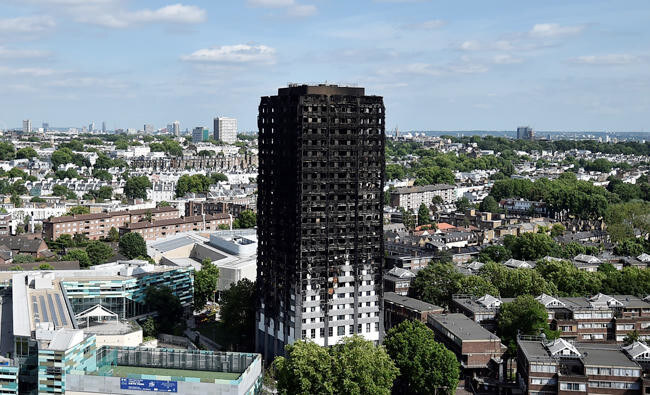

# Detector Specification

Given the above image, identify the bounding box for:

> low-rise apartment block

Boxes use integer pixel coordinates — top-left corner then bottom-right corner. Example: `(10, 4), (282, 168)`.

(517, 337), (647, 394)
(390, 184), (456, 211)
(383, 292), (442, 331)
(119, 213), (231, 241)
(43, 207), (178, 240)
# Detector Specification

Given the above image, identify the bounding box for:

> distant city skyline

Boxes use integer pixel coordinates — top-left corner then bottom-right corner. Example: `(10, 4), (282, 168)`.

(0, 1), (649, 132)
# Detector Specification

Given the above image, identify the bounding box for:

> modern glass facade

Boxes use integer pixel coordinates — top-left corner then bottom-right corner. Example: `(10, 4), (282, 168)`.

(61, 267), (193, 319)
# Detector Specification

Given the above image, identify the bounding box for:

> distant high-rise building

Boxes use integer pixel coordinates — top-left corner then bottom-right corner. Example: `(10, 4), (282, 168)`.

(517, 126), (534, 140)
(214, 117), (237, 144)
(42, 122), (49, 132)
(102, 121), (106, 133)
(144, 124), (154, 134)
(256, 84), (385, 360)
(171, 121), (180, 136)
(192, 127), (210, 143)
(22, 120), (31, 134)
(89, 122), (95, 132)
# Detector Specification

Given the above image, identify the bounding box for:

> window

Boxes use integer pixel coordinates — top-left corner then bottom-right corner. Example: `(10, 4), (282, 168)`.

(328, 327), (333, 337)
(531, 364), (556, 373)
(338, 326), (345, 336)
(560, 382), (585, 391)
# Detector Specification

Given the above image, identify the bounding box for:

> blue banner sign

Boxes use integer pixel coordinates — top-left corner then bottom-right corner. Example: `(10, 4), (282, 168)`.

(120, 378), (178, 392)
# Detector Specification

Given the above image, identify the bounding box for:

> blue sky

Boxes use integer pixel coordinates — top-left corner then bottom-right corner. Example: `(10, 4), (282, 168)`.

(0, 0), (648, 132)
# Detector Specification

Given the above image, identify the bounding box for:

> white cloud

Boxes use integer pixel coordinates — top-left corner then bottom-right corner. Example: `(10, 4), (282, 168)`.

(459, 40), (481, 51)
(403, 19), (445, 30)
(570, 54), (640, 65)
(247, 0), (294, 7)
(76, 3), (206, 28)
(0, 46), (51, 59)
(20, 1), (206, 28)
(181, 44), (276, 64)
(287, 4), (316, 17)
(529, 23), (584, 38)
(493, 54), (523, 64)
(247, 0), (317, 18)
(0, 15), (56, 34)
(0, 66), (57, 77)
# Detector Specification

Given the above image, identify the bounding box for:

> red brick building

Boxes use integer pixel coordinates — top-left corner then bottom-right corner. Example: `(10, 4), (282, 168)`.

(119, 214), (232, 241)
(43, 207), (179, 240)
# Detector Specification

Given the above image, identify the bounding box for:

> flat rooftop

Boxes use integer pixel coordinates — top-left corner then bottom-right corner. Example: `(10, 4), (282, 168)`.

(384, 292), (442, 313)
(428, 313), (502, 342)
(105, 366), (241, 381)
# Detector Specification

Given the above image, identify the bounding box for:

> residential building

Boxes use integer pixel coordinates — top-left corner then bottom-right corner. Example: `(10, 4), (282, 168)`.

(499, 198), (547, 215)
(427, 313), (505, 378)
(0, 236), (51, 258)
(192, 127), (210, 143)
(390, 184), (456, 211)
(0, 213), (10, 235)
(119, 213), (232, 241)
(517, 126), (535, 140)
(256, 84), (385, 360)
(214, 117), (237, 144)
(517, 337), (646, 394)
(43, 207), (178, 240)
(383, 266), (416, 295)
(383, 292), (442, 330)
(185, 198), (255, 218)
(22, 120), (31, 134)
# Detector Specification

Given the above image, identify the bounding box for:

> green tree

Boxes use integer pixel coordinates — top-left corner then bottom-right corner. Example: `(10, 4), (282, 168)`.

(384, 320), (459, 395)
(37, 263), (55, 270)
(456, 275), (499, 297)
(330, 336), (399, 395)
(66, 206), (90, 216)
(417, 203), (431, 226)
(479, 261), (558, 298)
(141, 316), (157, 338)
(479, 196), (500, 213)
(233, 210), (256, 229)
(16, 147), (37, 159)
(399, 207), (416, 230)
(624, 330), (640, 346)
(156, 201), (171, 208)
(145, 286), (184, 334)
(455, 197), (471, 212)
(108, 227), (120, 242)
(86, 241), (114, 266)
(210, 173), (228, 183)
(274, 336), (398, 395)
(498, 295), (557, 354)
(0, 142), (15, 160)
(504, 233), (559, 260)
(550, 223), (566, 237)
(119, 232), (147, 259)
(194, 259), (220, 311)
(478, 245), (511, 263)
(274, 340), (334, 395)
(124, 176), (152, 200)
(219, 279), (256, 350)
(63, 249), (91, 268)
(13, 254), (35, 264)
(410, 261), (463, 307)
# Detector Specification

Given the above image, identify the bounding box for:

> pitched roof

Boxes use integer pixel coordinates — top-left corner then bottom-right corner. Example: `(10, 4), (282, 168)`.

(546, 338), (580, 357)
(0, 236), (45, 253)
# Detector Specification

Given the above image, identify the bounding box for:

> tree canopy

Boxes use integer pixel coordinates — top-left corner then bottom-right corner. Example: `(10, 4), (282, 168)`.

(124, 176), (152, 200)
(274, 336), (398, 395)
(119, 232), (147, 259)
(384, 320), (459, 394)
(194, 259), (219, 311)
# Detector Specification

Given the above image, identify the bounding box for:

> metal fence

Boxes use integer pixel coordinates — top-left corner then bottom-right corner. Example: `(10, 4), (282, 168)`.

(95, 346), (257, 374)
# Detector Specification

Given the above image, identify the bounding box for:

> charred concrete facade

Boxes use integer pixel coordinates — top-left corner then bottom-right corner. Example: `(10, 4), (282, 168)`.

(256, 84), (385, 360)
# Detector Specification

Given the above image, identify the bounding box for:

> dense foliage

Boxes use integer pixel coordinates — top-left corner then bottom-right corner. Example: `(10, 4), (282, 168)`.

(384, 320), (459, 394)
(119, 232), (147, 259)
(274, 336), (398, 395)
(194, 259), (219, 311)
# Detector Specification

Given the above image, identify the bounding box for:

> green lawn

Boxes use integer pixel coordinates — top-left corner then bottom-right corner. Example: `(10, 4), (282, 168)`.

(110, 365), (241, 381)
